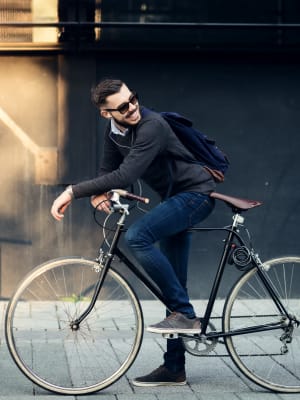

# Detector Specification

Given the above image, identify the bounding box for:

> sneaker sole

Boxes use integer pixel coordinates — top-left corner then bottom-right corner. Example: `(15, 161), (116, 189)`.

(146, 326), (201, 334)
(132, 379), (187, 387)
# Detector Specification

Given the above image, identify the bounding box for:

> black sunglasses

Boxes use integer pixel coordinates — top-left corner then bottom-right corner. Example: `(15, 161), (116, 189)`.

(104, 92), (139, 115)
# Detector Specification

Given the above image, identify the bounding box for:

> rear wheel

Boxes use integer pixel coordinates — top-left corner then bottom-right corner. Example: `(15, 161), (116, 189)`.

(5, 257), (143, 395)
(223, 257), (300, 392)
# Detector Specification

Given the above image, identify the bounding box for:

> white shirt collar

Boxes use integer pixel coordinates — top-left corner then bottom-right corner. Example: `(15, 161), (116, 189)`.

(110, 119), (128, 136)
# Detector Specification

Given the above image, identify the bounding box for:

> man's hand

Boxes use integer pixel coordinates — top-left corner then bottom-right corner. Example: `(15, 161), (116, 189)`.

(51, 191), (73, 221)
(91, 193), (111, 214)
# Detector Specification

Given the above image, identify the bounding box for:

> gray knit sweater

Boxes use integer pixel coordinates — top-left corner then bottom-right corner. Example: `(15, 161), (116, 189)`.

(72, 107), (216, 200)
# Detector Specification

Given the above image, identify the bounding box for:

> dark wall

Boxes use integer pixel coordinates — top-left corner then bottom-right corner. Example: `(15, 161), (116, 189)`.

(0, 51), (299, 298)
(90, 51), (300, 297)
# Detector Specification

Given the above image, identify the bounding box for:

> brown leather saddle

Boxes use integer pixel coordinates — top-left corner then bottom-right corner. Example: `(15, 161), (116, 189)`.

(210, 192), (262, 212)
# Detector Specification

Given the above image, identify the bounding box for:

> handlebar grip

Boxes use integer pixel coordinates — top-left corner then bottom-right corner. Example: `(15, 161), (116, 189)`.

(111, 189), (150, 204)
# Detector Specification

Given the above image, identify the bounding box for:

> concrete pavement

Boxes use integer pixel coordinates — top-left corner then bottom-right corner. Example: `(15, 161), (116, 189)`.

(0, 300), (300, 400)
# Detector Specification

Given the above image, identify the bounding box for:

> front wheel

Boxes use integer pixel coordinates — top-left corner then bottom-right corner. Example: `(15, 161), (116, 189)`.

(5, 257), (144, 395)
(223, 256), (300, 393)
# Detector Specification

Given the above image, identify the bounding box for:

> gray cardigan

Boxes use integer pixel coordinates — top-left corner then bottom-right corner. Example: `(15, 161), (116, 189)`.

(72, 107), (216, 200)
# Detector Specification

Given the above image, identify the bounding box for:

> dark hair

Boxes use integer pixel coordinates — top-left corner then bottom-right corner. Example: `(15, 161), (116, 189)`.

(91, 78), (124, 108)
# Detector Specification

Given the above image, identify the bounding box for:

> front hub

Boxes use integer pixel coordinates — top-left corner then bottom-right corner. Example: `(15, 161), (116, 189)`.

(70, 322), (80, 331)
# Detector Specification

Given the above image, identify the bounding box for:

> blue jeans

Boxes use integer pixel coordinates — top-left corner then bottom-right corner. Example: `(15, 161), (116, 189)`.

(124, 192), (215, 372)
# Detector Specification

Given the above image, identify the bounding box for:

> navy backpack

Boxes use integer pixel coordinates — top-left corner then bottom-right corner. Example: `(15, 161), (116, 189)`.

(143, 108), (229, 183)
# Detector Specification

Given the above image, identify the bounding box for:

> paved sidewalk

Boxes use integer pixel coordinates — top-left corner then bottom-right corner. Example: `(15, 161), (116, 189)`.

(0, 301), (300, 400)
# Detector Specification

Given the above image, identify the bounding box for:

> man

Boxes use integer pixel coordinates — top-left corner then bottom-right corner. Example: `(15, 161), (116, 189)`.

(51, 78), (216, 386)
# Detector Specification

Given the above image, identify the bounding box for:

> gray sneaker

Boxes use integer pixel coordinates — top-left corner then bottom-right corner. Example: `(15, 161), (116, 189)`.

(147, 312), (201, 334)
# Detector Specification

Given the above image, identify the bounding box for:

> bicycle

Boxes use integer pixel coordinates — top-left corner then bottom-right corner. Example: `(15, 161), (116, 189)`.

(4, 189), (300, 395)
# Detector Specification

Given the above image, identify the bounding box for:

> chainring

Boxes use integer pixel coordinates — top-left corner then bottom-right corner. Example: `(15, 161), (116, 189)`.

(182, 321), (218, 356)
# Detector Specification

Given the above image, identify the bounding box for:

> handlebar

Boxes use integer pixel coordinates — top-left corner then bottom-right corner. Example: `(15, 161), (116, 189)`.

(93, 189), (150, 228)
(109, 189), (150, 204)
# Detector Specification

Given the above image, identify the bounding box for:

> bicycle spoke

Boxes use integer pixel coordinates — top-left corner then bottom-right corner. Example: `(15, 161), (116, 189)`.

(5, 258), (143, 395)
(224, 257), (300, 393)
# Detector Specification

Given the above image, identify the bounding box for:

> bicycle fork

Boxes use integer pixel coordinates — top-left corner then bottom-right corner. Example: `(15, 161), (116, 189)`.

(70, 207), (128, 331)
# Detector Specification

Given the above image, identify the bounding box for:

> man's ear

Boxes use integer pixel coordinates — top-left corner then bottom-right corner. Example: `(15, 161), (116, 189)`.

(100, 110), (111, 119)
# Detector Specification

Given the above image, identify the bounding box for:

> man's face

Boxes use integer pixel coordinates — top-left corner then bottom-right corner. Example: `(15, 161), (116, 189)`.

(100, 84), (141, 128)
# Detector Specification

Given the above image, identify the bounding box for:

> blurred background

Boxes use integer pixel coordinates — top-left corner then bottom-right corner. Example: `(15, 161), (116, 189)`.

(0, 0), (299, 298)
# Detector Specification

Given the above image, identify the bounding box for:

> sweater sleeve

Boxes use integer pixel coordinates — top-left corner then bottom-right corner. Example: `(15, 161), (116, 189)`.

(72, 118), (168, 198)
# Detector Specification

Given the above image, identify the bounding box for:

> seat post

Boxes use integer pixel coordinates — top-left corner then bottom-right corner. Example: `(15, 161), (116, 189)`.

(232, 212), (245, 228)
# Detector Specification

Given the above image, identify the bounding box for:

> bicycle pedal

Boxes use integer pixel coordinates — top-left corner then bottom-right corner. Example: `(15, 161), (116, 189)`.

(162, 333), (179, 339)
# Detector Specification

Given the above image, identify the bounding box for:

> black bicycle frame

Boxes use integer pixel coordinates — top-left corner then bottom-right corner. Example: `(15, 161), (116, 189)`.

(73, 208), (292, 338)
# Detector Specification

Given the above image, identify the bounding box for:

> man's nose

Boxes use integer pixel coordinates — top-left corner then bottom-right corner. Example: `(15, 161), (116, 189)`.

(128, 102), (136, 111)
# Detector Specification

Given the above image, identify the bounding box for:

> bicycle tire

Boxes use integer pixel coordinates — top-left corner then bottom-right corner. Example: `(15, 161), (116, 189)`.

(5, 257), (144, 395)
(223, 256), (300, 393)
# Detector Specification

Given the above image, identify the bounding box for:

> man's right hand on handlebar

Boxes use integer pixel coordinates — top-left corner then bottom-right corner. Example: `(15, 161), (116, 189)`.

(91, 193), (112, 214)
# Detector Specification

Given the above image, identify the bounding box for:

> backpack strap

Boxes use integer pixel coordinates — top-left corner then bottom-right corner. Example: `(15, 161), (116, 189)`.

(141, 107), (174, 199)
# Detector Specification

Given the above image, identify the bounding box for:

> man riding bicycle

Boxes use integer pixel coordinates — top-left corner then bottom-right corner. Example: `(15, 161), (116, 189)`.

(51, 78), (216, 386)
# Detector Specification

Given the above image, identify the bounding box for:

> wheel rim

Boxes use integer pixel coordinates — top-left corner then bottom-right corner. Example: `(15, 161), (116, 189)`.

(224, 257), (300, 392)
(5, 257), (143, 394)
